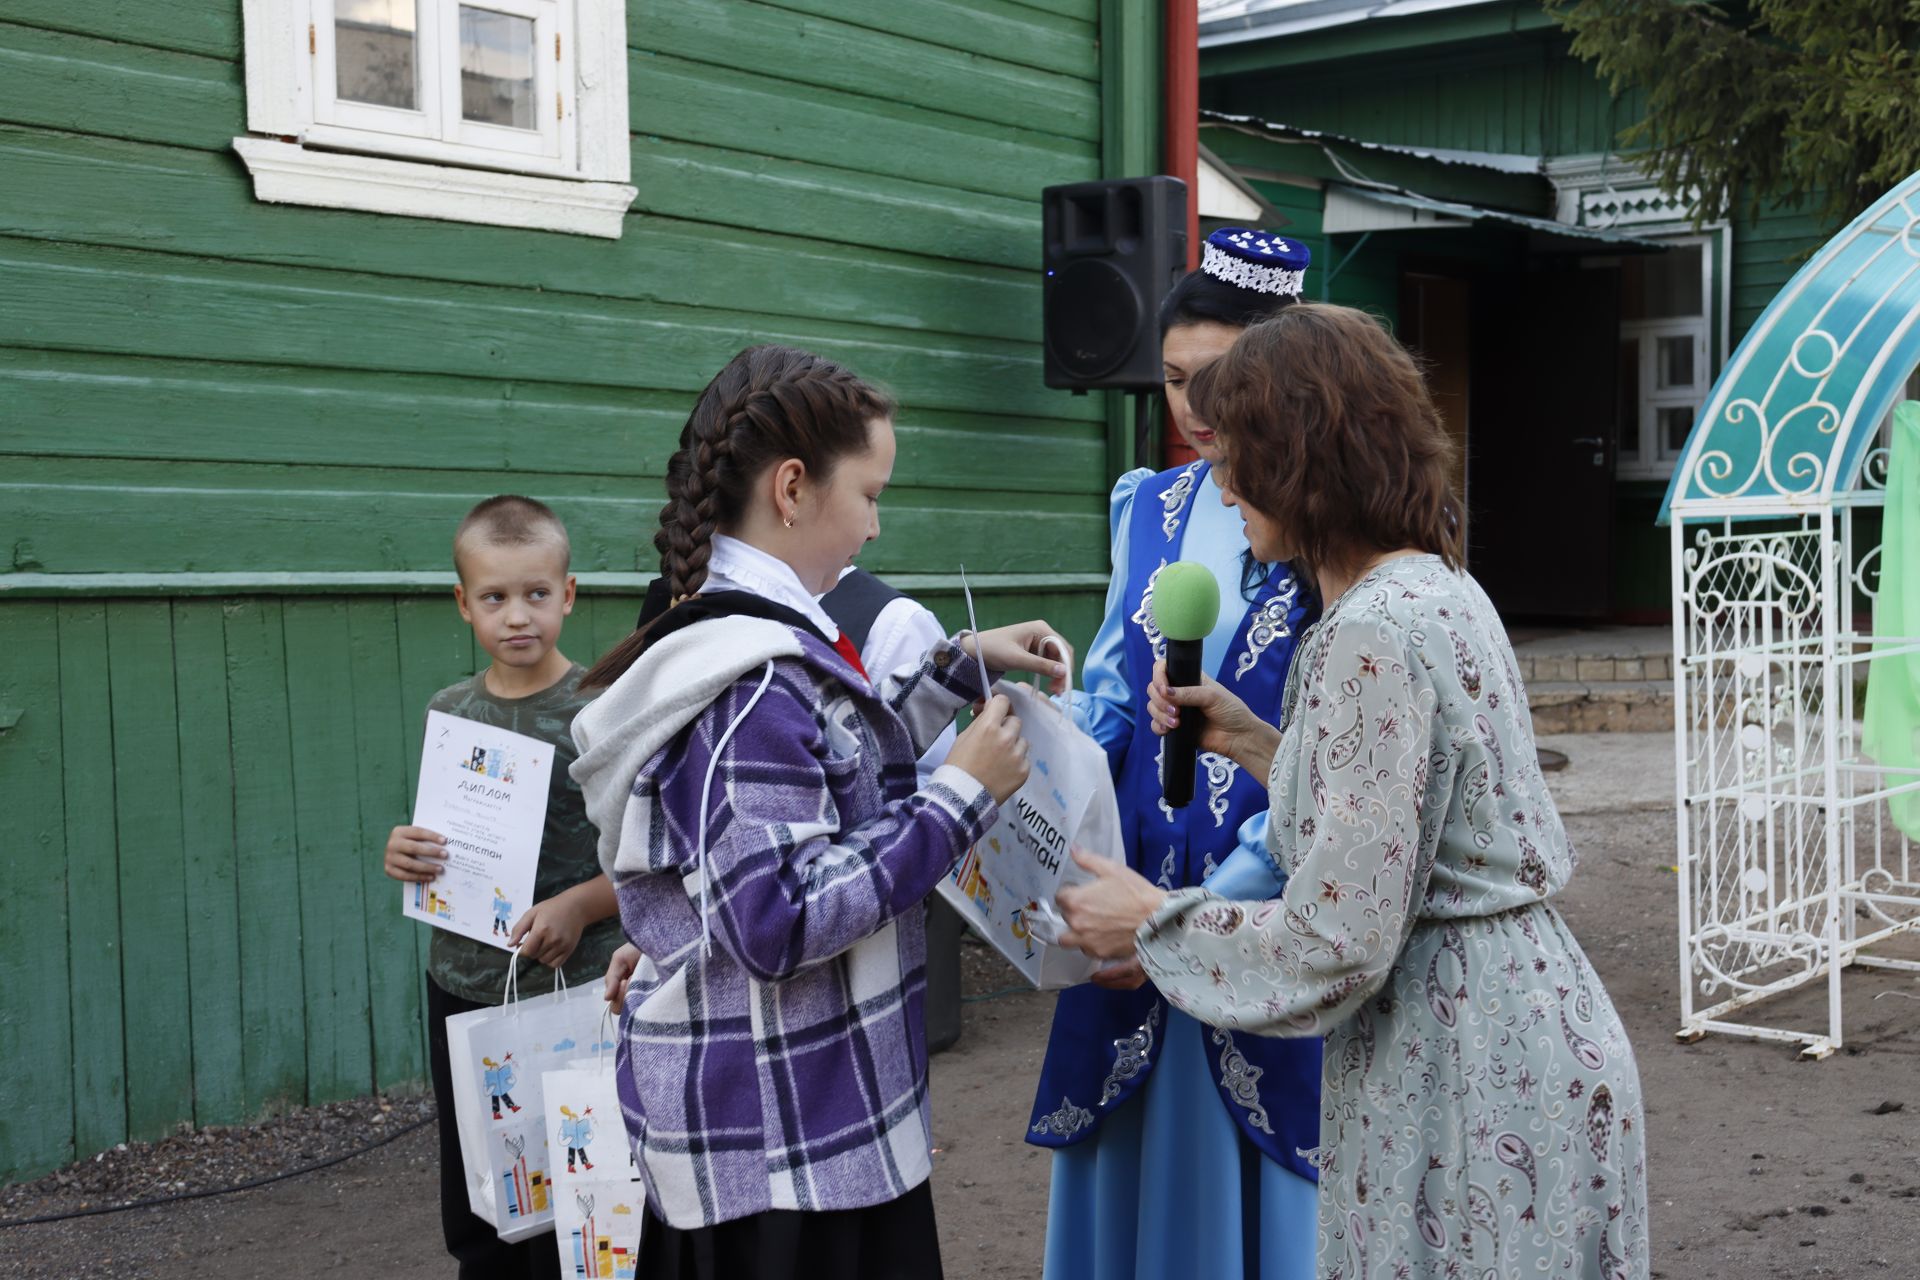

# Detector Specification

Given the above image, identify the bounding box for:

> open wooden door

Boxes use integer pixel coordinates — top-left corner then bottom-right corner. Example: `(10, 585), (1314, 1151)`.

(1467, 264), (1619, 619)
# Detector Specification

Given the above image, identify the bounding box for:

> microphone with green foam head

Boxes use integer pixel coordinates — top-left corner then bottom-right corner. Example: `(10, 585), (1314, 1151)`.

(1149, 561), (1220, 809)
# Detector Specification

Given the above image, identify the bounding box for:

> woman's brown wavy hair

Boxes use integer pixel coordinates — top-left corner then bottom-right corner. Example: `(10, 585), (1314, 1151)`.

(1186, 303), (1464, 579)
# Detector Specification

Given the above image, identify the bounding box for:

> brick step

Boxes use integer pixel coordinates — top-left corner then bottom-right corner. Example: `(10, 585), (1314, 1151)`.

(1517, 651), (1672, 684)
(1528, 679), (1675, 734)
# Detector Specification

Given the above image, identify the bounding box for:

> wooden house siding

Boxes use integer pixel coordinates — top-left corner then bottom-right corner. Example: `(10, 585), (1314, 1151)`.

(0, 0), (1148, 1179)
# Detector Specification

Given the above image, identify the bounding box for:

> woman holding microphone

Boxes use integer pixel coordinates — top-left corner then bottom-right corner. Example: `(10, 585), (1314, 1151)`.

(1057, 305), (1649, 1280)
(1030, 229), (1324, 1280)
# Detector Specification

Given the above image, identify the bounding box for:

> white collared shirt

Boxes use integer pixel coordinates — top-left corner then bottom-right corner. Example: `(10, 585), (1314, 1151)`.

(702, 533), (840, 642)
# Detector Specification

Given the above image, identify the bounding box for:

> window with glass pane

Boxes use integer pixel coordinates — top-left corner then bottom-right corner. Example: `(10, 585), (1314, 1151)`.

(1660, 405), (1696, 455)
(336, 0), (417, 110)
(1656, 335), (1695, 389)
(1617, 338), (1641, 459)
(460, 6), (537, 131)
(1620, 243), (1704, 322)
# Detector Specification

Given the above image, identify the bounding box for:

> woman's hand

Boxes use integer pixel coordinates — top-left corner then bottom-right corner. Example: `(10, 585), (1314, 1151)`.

(603, 942), (641, 1008)
(1088, 957), (1149, 991)
(1147, 660), (1282, 778)
(946, 694), (1030, 803)
(1056, 848), (1168, 961)
(964, 621), (1072, 696)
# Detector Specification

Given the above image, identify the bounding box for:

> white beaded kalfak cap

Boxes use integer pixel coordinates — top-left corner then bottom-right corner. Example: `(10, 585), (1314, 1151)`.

(1200, 227), (1311, 297)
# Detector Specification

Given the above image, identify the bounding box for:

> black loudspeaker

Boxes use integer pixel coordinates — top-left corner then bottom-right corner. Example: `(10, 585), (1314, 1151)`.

(1042, 176), (1189, 390)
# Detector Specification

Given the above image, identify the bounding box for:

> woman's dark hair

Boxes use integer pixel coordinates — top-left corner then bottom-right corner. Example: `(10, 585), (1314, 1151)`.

(1158, 267), (1301, 336)
(1187, 303), (1465, 578)
(583, 344), (893, 688)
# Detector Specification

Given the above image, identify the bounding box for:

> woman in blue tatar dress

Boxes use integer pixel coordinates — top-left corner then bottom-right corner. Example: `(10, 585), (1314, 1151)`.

(1029, 229), (1323, 1280)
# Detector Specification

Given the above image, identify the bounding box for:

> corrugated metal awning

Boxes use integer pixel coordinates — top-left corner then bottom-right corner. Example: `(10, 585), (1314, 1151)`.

(1325, 184), (1671, 249)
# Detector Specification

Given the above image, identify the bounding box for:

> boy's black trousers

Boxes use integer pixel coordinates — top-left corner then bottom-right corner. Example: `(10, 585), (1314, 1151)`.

(427, 974), (562, 1280)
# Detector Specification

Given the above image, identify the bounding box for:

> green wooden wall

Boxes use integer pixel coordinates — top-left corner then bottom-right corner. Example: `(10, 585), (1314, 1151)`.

(0, 0), (1153, 1181)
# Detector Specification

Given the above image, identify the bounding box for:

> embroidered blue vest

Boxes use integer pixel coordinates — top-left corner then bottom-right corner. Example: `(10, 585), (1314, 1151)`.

(1025, 461), (1322, 1182)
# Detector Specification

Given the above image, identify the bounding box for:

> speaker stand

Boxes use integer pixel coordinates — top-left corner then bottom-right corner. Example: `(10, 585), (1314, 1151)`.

(1132, 391), (1155, 471)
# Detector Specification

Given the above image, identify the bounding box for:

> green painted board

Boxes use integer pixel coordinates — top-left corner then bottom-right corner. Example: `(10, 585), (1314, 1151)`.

(0, 130), (1046, 346)
(0, 1), (240, 59)
(223, 598), (307, 1113)
(758, 0), (1097, 81)
(2, 456), (1108, 579)
(645, 1), (1098, 141)
(172, 599), (246, 1126)
(394, 597), (480, 984)
(628, 138), (1047, 271)
(0, 349), (1103, 495)
(0, 238), (1088, 423)
(346, 598), (427, 1090)
(54, 600), (127, 1156)
(104, 600), (193, 1140)
(0, 603), (73, 1179)
(280, 599), (374, 1103)
(633, 54), (1098, 205)
(0, 24), (242, 151)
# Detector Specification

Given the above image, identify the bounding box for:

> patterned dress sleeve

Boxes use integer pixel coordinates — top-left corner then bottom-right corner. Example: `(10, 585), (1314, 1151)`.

(1134, 611), (1441, 1036)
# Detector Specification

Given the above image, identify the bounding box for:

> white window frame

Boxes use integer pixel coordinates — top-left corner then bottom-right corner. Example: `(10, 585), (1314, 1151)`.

(235, 0), (633, 238)
(1613, 233), (1716, 480)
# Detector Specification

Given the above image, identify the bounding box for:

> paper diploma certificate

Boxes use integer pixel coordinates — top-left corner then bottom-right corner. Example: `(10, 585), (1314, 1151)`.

(404, 710), (554, 950)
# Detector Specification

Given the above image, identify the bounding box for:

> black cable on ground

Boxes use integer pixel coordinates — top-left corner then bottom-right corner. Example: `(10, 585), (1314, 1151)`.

(0, 1110), (438, 1230)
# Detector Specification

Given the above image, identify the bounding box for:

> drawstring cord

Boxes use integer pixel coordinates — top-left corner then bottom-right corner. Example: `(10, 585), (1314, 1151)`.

(696, 660), (778, 957)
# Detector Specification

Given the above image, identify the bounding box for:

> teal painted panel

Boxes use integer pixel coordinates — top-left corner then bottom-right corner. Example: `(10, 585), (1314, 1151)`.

(223, 598), (308, 1114)
(173, 599), (246, 1127)
(55, 601), (127, 1157)
(104, 600), (194, 1141)
(0, 603), (73, 1180)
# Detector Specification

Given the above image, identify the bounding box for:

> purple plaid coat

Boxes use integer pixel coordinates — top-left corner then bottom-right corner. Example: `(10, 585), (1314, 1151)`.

(571, 611), (998, 1228)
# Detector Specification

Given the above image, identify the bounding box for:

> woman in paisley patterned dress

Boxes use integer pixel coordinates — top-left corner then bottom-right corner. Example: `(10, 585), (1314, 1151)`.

(1031, 229), (1323, 1280)
(1057, 304), (1650, 1280)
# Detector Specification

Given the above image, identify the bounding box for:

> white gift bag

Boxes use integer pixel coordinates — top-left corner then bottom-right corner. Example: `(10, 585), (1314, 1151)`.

(543, 1024), (645, 1278)
(445, 960), (607, 1241)
(936, 673), (1125, 988)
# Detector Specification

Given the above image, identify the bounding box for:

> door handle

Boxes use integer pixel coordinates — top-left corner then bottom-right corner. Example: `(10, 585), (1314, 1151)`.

(1572, 437), (1605, 447)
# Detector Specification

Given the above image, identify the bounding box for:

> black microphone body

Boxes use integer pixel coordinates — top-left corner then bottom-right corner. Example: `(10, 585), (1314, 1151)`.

(1162, 636), (1204, 808)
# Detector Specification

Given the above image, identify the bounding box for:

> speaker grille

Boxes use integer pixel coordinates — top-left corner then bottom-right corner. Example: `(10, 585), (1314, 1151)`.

(1045, 259), (1142, 381)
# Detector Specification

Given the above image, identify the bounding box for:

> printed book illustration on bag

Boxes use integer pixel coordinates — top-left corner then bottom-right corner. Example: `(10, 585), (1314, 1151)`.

(936, 680), (1124, 988)
(474, 1045), (550, 1223)
(567, 1190), (641, 1279)
(545, 1059), (646, 1277)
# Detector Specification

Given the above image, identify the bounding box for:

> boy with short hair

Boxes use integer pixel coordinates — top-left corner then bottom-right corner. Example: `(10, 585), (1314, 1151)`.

(383, 494), (622, 1279)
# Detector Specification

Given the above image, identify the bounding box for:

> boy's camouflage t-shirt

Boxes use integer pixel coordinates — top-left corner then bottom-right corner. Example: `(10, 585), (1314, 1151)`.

(423, 663), (623, 1004)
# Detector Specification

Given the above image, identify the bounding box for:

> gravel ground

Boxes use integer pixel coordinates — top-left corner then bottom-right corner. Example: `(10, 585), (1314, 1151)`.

(10, 777), (1920, 1277)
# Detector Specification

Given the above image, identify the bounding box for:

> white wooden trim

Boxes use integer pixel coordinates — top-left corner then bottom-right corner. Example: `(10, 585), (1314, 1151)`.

(242, 0), (307, 136)
(572, 0), (628, 183)
(239, 0), (630, 233)
(232, 137), (636, 237)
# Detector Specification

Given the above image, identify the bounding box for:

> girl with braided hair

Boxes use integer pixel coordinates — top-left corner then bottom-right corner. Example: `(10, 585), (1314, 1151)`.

(571, 344), (1071, 1280)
